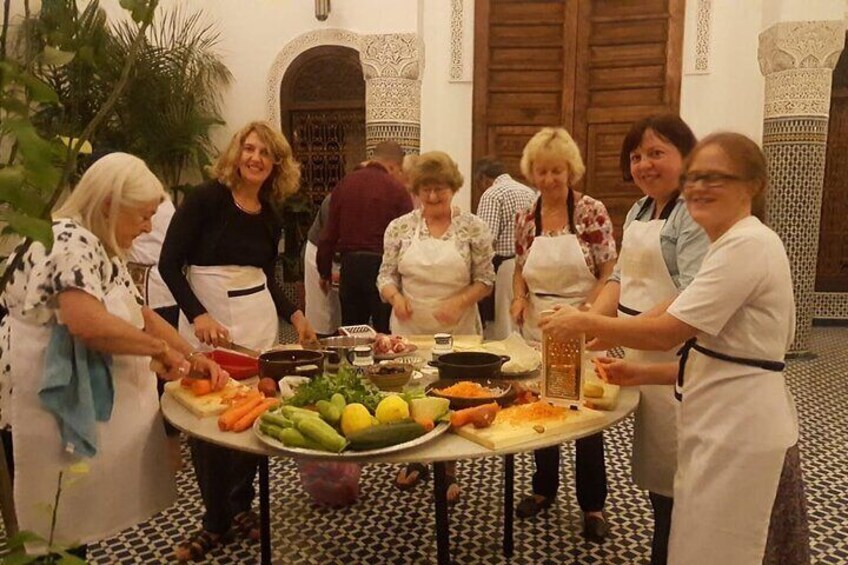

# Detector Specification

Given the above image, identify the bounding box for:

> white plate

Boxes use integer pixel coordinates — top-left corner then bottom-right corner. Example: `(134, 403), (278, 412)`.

(253, 419), (450, 458)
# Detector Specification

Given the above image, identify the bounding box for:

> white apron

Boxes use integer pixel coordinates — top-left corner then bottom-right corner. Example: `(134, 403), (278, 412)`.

(618, 216), (679, 497)
(521, 233), (596, 342)
(390, 216), (481, 336)
(11, 281), (176, 547)
(178, 265), (278, 352)
(304, 241), (341, 335)
(483, 257), (516, 341)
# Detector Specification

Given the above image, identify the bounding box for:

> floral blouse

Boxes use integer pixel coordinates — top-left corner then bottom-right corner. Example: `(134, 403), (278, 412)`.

(514, 194), (617, 275)
(376, 208), (496, 291)
(0, 219), (141, 428)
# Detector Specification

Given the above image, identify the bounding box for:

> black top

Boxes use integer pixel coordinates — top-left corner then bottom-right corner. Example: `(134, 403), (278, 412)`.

(159, 180), (297, 322)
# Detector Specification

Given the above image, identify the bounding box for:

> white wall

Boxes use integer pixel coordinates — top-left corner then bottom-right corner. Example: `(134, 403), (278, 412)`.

(680, 0), (766, 141)
(98, 0), (418, 151)
(418, 0), (475, 211)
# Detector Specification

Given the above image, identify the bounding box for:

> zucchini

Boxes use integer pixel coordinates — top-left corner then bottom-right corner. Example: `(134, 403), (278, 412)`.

(281, 405), (321, 420)
(260, 412), (293, 428)
(296, 416), (348, 453)
(346, 420), (427, 451)
(330, 392), (347, 411)
(316, 400), (342, 424)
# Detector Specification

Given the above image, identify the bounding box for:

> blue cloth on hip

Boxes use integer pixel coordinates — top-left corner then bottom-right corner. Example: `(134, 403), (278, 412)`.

(39, 324), (114, 458)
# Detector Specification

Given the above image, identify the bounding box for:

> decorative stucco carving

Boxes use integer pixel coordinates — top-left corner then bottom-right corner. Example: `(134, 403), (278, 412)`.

(360, 33), (421, 80)
(693, 0), (712, 73)
(758, 21), (846, 120)
(450, 0), (464, 81)
(758, 21), (845, 76)
(267, 28), (362, 126)
(365, 78), (421, 123)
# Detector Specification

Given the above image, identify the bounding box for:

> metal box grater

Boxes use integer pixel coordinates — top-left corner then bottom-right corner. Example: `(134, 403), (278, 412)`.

(338, 325), (377, 339)
(541, 331), (584, 407)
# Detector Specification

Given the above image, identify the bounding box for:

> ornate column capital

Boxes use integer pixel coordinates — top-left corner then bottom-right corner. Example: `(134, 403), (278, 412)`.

(758, 20), (845, 75)
(758, 21), (846, 119)
(359, 33), (422, 80)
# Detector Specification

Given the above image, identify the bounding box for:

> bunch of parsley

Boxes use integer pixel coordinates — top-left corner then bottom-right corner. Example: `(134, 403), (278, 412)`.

(287, 365), (385, 412)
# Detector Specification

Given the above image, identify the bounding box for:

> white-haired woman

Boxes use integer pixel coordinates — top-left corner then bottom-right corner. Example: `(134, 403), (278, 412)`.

(0, 153), (227, 558)
(510, 128), (617, 541)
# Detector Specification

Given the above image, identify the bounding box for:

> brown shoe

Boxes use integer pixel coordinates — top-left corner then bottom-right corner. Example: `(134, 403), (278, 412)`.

(582, 513), (609, 543)
(175, 529), (230, 562)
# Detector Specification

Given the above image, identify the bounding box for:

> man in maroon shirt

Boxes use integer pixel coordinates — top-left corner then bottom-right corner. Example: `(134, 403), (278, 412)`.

(317, 140), (413, 333)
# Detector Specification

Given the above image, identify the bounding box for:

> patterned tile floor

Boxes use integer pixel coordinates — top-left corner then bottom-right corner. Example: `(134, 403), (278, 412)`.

(1, 327), (846, 564)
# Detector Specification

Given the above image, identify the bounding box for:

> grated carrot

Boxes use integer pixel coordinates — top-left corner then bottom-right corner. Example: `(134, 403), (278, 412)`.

(435, 381), (502, 398)
(495, 401), (569, 425)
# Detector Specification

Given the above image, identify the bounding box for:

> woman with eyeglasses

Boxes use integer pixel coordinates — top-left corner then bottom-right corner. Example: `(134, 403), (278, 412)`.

(539, 132), (810, 564)
(378, 151), (495, 502)
(587, 115), (709, 564)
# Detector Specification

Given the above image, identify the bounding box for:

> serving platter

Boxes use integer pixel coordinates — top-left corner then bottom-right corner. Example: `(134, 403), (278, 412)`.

(253, 419), (449, 458)
(373, 343), (418, 361)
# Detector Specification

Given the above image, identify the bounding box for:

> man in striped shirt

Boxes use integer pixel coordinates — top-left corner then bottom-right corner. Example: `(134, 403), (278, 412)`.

(474, 158), (537, 340)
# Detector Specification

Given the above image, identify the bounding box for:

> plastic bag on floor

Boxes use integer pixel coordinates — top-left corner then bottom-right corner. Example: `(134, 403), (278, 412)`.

(296, 460), (361, 507)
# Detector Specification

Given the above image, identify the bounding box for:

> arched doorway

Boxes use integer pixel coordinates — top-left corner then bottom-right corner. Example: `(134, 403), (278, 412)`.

(280, 45), (366, 207)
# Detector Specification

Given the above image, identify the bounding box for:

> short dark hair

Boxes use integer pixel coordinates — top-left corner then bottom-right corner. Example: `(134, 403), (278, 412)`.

(619, 114), (697, 181)
(372, 140), (405, 165)
(473, 157), (507, 180)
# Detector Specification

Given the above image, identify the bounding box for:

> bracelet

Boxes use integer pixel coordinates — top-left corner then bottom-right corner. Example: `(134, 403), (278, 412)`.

(186, 351), (203, 363)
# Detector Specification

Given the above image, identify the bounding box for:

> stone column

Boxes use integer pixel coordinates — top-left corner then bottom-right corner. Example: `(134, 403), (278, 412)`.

(757, 21), (845, 353)
(359, 33), (423, 156)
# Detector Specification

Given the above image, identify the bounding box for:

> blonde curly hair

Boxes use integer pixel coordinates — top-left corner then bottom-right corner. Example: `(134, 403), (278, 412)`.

(211, 121), (301, 203)
(520, 127), (585, 186)
(409, 151), (464, 194)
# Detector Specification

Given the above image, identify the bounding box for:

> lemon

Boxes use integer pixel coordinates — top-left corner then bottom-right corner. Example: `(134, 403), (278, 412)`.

(375, 395), (410, 424)
(341, 403), (373, 438)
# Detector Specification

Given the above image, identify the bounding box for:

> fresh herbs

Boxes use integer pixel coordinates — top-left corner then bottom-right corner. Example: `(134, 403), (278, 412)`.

(287, 365), (384, 412)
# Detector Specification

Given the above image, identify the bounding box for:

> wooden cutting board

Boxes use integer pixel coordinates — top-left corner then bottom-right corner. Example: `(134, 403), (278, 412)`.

(164, 379), (255, 418)
(452, 406), (606, 451)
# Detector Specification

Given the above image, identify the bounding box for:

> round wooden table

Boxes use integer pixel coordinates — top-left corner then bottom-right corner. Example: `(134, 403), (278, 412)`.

(162, 385), (639, 564)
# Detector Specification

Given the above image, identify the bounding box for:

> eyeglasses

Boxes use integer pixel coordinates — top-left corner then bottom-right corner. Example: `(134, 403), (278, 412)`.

(681, 172), (746, 189)
(419, 186), (452, 196)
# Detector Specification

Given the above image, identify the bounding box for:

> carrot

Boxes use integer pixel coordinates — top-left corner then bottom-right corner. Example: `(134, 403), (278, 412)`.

(414, 417), (435, 432)
(180, 377), (193, 389)
(592, 358), (609, 383)
(218, 394), (263, 431)
(191, 379), (213, 396)
(450, 402), (500, 429)
(231, 398), (280, 433)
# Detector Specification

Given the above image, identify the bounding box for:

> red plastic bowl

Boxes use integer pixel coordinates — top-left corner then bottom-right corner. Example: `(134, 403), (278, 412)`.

(203, 349), (259, 380)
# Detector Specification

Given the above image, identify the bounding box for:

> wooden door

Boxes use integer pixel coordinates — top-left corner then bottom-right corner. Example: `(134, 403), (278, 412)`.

(473, 0), (685, 241)
(816, 41), (848, 292)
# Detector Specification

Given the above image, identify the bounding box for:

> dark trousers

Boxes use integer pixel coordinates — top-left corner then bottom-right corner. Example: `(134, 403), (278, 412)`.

(189, 438), (261, 534)
(339, 252), (390, 333)
(648, 491), (673, 565)
(531, 432), (607, 512)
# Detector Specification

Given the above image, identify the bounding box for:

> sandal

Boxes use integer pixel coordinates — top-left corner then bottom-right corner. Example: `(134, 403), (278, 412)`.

(174, 529), (229, 562)
(395, 463), (430, 490)
(516, 494), (554, 518)
(233, 510), (261, 541)
(444, 472), (461, 506)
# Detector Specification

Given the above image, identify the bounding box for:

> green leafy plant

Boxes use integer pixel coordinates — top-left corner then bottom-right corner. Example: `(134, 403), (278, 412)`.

(0, 0), (159, 292)
(3, 463), (91, 564)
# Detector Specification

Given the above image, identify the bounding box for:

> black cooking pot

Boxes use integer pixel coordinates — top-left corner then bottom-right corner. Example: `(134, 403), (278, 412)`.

(428, 352), (511, 380)
(258, 349), (324, 380)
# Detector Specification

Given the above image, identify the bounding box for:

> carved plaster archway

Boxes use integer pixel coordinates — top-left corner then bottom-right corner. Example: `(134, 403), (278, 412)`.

(267, 29), (423, 155)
